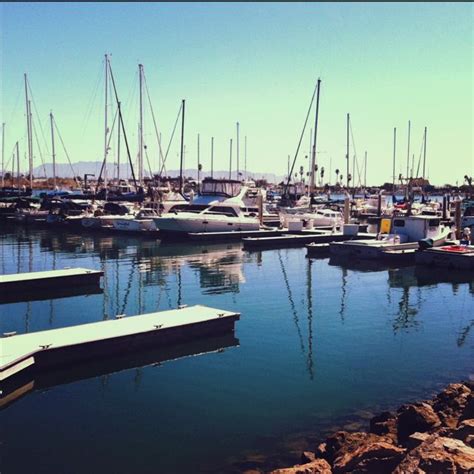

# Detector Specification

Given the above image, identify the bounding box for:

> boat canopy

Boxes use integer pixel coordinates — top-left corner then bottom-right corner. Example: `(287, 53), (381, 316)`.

(200, 178), (242, 198)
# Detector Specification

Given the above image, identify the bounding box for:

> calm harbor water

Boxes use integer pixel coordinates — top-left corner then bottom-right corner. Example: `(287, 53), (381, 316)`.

(0, 224), (473, 473)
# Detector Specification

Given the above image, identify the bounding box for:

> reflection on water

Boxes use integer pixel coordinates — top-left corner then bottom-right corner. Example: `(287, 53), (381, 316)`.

(329, 256), (474, 347)
(1, 334), (239, 411)
(0, 224), (473, 474)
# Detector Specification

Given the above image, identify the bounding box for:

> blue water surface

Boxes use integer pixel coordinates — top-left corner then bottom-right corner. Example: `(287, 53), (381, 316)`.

(0, 224), (472, 473)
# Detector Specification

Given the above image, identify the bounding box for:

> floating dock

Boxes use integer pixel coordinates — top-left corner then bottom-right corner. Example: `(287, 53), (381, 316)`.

(415, 245), (474, 270)
(0, 333), (239, 410)
(0, 305), (239, 384)
(188, 228), (285, 242)
(184, 225), (363, 243)
(306, 242), (331, 257)
(0, 284), (103, 305)
(243, 232), (377, 251)
(0, 268), (104, 294)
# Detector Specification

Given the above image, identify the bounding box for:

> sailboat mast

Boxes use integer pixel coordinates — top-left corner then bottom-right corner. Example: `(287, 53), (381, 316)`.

(229, 138), (232, 179)
(197, 133), (200, 189)
(236, 122), (240, 180)
(50, 112), (57, 188)
(244, 135), (247, 180)
(138, 64), (144, 185)
(117, 101), (121, 181)
(346, 113), (350, 189)
(406, 120), (411, 181)
(16, 141), (20, 189)
(211, 136), (214, 178)
(310, 78), (321, 194)
(179, 99), (185, 194)
(24, 75), (33, 188)
(392, 127), (397, 190)
(364, 151), (367, 188)
(422, 126), (427, 180)
(103, 54), (109, 188)
(1, 122), (5, 188)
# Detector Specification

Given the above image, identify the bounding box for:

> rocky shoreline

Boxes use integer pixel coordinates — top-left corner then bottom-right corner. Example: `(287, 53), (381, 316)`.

(241, 382), (474, 473)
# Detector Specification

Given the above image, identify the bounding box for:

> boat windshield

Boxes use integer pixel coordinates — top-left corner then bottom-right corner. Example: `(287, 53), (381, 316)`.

(200, 180), (242, 197)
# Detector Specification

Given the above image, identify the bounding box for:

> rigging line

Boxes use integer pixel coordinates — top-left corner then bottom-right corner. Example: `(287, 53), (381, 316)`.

(284, 82), (318, 198)
(97, 105), (119, 183)
(415, 131), (425, 178)
(349, 119), (362, 188)
(108, 62), (138, 188)
(53, 117), (79, 184)
(27, 79), (50, 159)
(124, 70), (139, 128)
(277, 250), (307, 357)
(80, 59), (103, 139)
(31, 119), (48, 177)
(6, 83), (23, 124)
(144, 145), (153, 178)
(159, 102), (183, 177)
(143, 74), (165, 172)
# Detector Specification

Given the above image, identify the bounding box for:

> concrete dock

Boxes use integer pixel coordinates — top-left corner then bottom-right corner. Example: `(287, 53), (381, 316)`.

(0, 305), (239, 384)
(0, 268), (104, 294)
(243, 232), (377, 251)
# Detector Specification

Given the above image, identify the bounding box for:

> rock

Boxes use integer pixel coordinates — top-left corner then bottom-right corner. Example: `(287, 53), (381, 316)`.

(369, 411), (397, 440)
(397, 402), (441, 442)
(269, 458), (332, 474)
(315, 443), (327, 459)
(406, 432), (430, 450)
(318, 430), (396, 466)
(342, 421), (365, 432)
(319, 431), (367, 463)
(332, 440), (405, 474)
(461, 394), (474, 421)
(300, 452), (316, 463)
(453, 419), (474, 443)
(394, 434), (474, 473)
(354, 410), (375, 420)
(433, 383), (472, 427)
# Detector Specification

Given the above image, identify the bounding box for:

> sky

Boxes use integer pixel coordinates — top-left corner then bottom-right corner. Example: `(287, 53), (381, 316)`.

(0, 2), (472, 186)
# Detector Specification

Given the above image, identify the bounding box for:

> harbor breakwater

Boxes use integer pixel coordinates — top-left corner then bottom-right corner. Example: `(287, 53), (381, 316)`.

(232, 381), (474, 473)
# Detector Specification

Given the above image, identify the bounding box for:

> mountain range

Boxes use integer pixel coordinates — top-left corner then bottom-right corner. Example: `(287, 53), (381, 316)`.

(32, 161), (287, 183)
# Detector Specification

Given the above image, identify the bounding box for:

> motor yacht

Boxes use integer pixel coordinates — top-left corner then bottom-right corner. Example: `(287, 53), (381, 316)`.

(329, 215), (452, 260)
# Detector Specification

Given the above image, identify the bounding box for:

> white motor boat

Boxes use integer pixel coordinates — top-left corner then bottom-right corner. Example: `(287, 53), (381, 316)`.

(329, 215), (452, 260)
(281, 208), (343, 228)
(152, 201), (260, 236)
(111, 208), (159, 232)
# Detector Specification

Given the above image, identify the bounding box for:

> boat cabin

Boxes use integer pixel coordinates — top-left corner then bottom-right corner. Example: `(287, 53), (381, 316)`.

(390, 215), (444, 242)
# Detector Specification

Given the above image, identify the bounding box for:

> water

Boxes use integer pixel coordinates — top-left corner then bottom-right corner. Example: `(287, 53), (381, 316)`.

(0, 225), (472, 473)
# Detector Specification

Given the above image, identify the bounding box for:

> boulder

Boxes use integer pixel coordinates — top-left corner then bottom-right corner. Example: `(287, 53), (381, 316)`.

(318, 431), (394, 464)
(461, 394), (474, 421)
(453, 419), (474, 444)
(332, 441), (405, 474)
(369, 411), (397, 440)
(269, 458), (332, 474)
(397, 402), (441, 442)
(406, 432), (430, 450)
(394, 434), (474, 473)
(300, 452), (316, 463)
(433, 383), (472, 427)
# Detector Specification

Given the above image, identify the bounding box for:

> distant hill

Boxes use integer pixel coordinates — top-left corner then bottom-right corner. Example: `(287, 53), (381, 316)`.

(33, 161), (286, 183)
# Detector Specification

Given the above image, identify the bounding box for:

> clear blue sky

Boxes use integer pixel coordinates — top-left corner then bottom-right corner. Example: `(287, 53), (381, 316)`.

(1, 2), (472, 185)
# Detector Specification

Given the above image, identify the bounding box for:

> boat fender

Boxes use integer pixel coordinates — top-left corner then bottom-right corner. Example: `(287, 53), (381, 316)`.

(418, 237), (434, 250)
